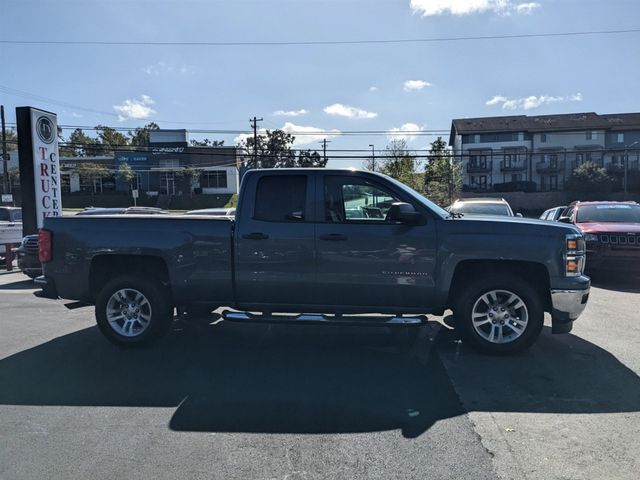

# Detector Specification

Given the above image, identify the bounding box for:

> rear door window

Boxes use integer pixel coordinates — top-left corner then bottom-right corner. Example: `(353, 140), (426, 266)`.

(254, 175), (307, 222)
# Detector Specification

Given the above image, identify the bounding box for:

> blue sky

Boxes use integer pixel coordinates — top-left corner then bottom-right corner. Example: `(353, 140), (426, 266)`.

(2, 0), (640, 167)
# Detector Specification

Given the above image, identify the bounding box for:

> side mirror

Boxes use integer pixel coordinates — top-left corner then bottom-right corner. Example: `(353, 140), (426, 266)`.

(515, 213), (523, 218)
(387, 202), (422, 224)
(558, 216), (572, 224)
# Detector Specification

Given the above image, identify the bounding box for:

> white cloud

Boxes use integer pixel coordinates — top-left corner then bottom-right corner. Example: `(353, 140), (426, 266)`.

(273, 109), (308, 117)
(369, 86), (378, 92)
(234, 122), (341, 147)
(143, 61), (193, 75)
(113, 95), (156, 121)
(410, 0), (540, 16)
(71, 112), (83, 118)
(486, 92), (583, 110)
(388, 123), (424, 142)
(403, 79), (432, 92)
(515, 2), (541, 14)
(323, 103), (378, 119)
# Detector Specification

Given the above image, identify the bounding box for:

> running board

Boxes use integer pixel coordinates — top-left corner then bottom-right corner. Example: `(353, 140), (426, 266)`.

(221, 310), (427, 327)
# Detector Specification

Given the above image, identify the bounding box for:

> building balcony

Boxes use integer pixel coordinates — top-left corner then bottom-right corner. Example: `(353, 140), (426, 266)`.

(536, 160), (565, 173)
(500, 160), (527, 172)
(466, 161), (492, 173)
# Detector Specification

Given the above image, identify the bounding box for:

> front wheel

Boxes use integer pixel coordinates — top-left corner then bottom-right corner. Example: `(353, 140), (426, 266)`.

(454, 274), (544, 355)
(95, 275), (173, 346)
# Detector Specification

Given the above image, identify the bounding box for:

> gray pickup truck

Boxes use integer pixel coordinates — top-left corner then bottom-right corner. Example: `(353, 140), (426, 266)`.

(36, 169), (590, 354)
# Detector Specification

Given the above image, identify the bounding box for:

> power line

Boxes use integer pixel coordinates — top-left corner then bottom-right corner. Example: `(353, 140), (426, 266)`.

(1, 28), (639, 47)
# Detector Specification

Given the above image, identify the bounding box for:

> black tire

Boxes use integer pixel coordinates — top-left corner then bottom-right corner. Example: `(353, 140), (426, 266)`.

(95, 274), (173, 346)
(454, 273), (544, 355)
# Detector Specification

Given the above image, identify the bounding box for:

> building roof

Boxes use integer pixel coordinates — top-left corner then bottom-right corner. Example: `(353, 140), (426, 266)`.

(449, 112), (640, 145)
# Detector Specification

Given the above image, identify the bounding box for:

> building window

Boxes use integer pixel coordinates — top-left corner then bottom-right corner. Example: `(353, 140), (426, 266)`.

(478, 176), (487, 188)
(617, 133), (624, 143)
(504, 154), (512, 168)
(201, 170), (227, 189)
(541, 134), (547, 143)
(586, 131), (597, 140)
(549, 176), (558, 191)
(576, 153), (584, 164)
(474, 134), (480, 144)
(517, 132), (524, 141)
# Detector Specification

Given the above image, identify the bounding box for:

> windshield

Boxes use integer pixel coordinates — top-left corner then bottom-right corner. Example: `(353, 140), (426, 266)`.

(383, 174), (450, 219)
(450, 202), (512, 216)
(577, 204), (640, 223)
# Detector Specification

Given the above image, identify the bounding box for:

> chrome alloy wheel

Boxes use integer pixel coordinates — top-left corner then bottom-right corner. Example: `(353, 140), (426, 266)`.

(105, 288), (153, 337)
(471, 289), (529, 344)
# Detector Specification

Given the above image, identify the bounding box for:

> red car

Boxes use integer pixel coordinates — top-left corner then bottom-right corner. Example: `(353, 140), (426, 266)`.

(560, 201), (640, 276)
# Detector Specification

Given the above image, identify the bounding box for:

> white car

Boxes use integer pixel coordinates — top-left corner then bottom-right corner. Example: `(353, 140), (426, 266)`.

(0, 207), (23, 255)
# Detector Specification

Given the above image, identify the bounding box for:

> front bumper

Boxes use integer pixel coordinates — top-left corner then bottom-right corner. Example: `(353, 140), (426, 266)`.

(550, 287), (590, 333)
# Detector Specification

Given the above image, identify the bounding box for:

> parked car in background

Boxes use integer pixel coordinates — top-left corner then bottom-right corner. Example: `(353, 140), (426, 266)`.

(76, 207), (167, 216)
(0, 206), (23, 257)
(13, 234), (41, 278)
(559, 201), (640, 276)
(540, 206), (567, 222)
(447, 198), (520, 217)
(185, 207), (236, 218)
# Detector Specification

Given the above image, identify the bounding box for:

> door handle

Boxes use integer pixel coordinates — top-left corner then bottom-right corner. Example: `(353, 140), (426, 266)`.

(319, 233), (348, 241)
(242, 232), (269, 240)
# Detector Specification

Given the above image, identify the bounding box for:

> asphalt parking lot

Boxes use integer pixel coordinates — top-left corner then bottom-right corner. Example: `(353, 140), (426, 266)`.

(1, 271), (639, 480)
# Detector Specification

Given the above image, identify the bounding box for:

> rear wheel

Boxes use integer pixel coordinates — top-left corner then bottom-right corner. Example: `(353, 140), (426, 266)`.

(454, 274), (543, 355)
(95, 275), (173, 346)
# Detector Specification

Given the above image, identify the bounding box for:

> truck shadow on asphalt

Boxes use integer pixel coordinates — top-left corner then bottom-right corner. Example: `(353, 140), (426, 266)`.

(0, 321), (639, 439)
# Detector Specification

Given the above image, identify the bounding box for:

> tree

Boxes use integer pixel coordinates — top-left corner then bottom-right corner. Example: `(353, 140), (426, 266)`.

(190, 138), (224, 147)
(378, 139), (423, 191)
(63, 128), (101, 157)
(296, 149), (327, 168)
(240, 129), (296, 168)
(117, 162), (136, 191)
(566, 162), (614, 193)
(2, 128), (18, 152)
(175, 166), (200, 196)
(424, 137), (462, 206)
(129, 122), (160, 147)
(73, 162), (109, 197)
(96, 125), (129, 155)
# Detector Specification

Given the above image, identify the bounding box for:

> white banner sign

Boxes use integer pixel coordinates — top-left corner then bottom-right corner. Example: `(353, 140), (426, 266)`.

(30, 109), (62, 227)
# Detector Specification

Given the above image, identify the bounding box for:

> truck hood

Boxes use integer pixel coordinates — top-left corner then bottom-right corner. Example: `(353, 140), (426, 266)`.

(444, 214), (581, 237)
(576, 222), (640, 233)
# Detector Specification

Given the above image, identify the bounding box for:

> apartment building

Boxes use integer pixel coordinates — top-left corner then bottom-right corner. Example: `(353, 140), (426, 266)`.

(449, 112), (640, 191)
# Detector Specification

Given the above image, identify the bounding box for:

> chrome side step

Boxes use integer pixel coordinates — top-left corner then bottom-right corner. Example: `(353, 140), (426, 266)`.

(221, 310), (427, 327)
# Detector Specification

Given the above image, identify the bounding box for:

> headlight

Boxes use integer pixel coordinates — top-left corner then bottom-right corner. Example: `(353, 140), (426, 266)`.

(584, 234), (598, 242)
(565, 233), (586, 277)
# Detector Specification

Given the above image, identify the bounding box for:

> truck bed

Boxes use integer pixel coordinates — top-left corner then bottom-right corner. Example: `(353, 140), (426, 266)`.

(44, 215), (234, 304)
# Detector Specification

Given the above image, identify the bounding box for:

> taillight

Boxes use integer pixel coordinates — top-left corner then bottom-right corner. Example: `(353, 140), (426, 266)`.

(38, 229), (52, 263)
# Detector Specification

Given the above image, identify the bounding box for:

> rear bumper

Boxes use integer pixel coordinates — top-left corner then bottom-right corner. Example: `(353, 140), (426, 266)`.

(550, 287), (590, 333)
(34, 275), (59, 299)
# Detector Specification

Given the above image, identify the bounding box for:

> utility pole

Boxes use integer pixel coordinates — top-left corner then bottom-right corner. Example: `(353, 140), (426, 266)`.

(250, 116), (263, 168)
(624, 141), (639, 199)
(1, 105), (9, 195)
(319, 138), (331, 162)
(369, 144), (375, 171)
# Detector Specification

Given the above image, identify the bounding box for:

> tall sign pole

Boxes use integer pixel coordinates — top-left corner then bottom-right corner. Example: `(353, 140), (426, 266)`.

(16, 107), (62, 235)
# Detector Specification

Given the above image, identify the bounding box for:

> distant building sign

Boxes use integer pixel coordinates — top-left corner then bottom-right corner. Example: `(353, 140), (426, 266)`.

(116, 153), (148, 163)
(16, 107), (62, 234)
(152, 147), (185, 154)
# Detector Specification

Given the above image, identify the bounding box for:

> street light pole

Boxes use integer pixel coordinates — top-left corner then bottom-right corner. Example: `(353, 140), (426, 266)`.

(369, 144), (375, 171)
(624, 141), (639, 199)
